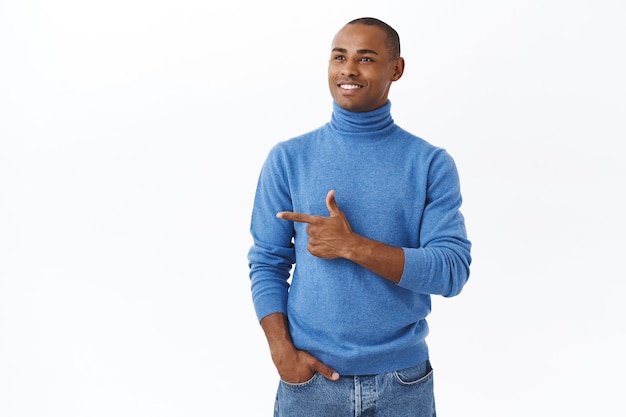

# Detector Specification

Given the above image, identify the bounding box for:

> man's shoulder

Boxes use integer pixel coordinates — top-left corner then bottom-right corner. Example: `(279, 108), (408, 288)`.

(394, 126), (439, 150)
(273, 124), (328, 148)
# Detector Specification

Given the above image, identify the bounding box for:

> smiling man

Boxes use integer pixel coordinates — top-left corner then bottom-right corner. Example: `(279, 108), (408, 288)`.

(328, 21), (404, 113)
(247, 17), (472, 417)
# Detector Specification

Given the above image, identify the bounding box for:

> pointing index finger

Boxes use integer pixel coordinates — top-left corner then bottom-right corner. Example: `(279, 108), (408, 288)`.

(276, 211), (318, 224)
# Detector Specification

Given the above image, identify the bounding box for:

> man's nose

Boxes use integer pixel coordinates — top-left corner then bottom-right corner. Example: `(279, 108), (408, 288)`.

(341, 59), (359, 76)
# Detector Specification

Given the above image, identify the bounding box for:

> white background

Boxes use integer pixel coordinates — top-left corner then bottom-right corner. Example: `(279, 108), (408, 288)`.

(1, 1), (625, 415)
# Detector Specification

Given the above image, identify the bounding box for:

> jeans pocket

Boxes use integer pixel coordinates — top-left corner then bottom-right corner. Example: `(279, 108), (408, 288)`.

(279, 372), (319, 388)
(393, 360), (433, 386)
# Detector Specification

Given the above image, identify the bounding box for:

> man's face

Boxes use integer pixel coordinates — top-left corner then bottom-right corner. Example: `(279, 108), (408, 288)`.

(328, 24), (404, 112)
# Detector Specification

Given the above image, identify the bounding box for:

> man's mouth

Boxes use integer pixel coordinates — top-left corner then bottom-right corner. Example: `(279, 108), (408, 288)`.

(339, 84), (362, 90)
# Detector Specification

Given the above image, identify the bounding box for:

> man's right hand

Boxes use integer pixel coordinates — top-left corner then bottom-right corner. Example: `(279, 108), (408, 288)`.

(270, 339), (340, 383)
(260, 313), (340, 383)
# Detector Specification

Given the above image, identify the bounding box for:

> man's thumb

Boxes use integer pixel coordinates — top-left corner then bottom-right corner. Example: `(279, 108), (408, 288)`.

(319, 365), (340, 381)
(326, 190), (341, 216)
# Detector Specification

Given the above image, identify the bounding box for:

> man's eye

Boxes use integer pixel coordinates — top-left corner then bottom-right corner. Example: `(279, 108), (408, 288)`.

(334, 55), (345, 61)
(360, 57), (373, 62)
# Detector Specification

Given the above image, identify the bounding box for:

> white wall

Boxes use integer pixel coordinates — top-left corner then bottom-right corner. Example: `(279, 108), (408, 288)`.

(1, 1), (624, 415)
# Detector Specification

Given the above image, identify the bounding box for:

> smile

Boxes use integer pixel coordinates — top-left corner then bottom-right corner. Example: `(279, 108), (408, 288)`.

(339, 84), (362, 90)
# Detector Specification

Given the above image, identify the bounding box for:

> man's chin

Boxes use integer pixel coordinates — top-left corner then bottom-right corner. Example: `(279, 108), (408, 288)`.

(333, 97), (365, 112)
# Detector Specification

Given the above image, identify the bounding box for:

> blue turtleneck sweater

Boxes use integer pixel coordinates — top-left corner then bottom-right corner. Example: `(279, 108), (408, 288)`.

(248, 101), (471, 375)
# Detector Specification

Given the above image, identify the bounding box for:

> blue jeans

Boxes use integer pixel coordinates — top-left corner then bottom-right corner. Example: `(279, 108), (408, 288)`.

(274, 360), (436, 417)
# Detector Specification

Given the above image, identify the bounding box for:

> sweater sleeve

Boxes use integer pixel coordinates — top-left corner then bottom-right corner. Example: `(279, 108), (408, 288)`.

(247, 145), (296, 321)
(398, 149), (472, 297)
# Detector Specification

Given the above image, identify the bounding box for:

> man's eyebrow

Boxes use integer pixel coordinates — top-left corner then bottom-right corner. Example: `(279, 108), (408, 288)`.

(332, 47), (379, 56)
(357, 49), (379, 56)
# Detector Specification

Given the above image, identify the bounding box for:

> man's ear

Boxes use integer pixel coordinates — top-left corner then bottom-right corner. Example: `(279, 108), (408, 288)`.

(391, 57), (405, 81)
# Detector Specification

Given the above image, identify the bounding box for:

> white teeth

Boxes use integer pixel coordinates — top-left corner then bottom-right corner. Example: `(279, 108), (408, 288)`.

(340, 84), (361, 89)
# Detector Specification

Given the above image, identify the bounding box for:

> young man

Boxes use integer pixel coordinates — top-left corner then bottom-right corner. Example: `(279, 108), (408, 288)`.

(247, 17), (471, 417)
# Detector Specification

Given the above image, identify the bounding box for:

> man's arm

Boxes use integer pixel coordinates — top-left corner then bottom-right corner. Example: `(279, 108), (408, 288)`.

(342, 234), (405, 284)
(260, 312), (340, 383)
(277, 190), (405, 284)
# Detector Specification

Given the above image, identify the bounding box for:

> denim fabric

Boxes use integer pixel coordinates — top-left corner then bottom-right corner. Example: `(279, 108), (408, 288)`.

(274, 360), (436, 417)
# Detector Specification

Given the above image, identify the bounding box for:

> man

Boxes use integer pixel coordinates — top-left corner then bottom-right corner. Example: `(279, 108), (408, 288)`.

(247, 17), (471, 417)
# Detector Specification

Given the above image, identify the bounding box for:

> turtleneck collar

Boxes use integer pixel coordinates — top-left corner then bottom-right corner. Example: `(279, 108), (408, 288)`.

(328, 100), (397, 142)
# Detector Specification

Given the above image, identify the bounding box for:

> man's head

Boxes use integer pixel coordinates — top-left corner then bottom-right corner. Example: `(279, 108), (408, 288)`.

(328, 17), (405, 112)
